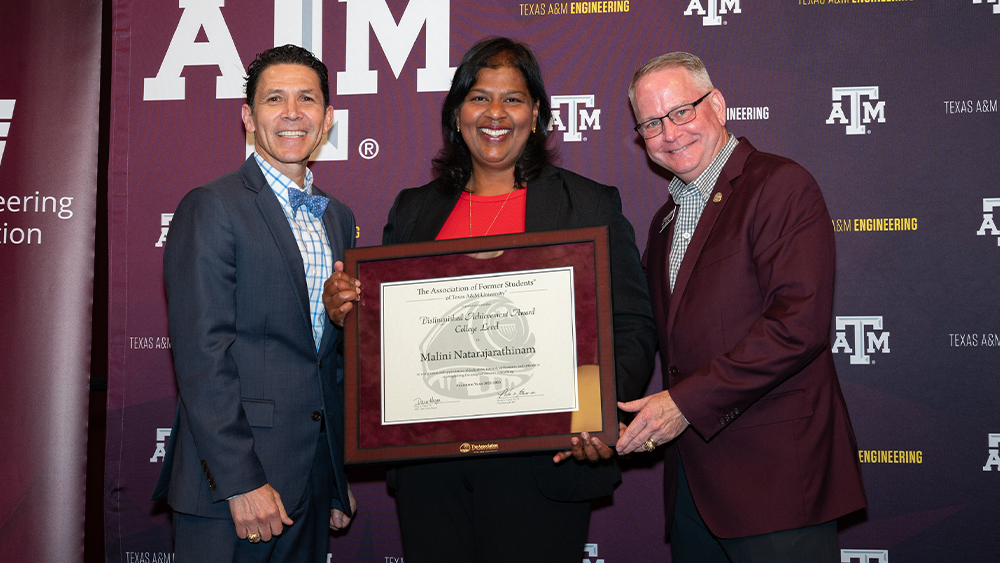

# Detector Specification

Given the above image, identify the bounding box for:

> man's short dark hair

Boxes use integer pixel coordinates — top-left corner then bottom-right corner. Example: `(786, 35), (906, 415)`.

(244, 44), (330, 109)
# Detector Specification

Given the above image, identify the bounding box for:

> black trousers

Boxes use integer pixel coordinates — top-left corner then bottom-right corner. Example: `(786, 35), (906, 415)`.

(172, 435), (333, 563)
(393, 456), (592, 563)
(670, 456), (839, 563)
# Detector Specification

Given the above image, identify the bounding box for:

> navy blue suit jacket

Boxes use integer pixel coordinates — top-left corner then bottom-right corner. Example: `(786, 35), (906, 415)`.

(154, 156), (354, 519)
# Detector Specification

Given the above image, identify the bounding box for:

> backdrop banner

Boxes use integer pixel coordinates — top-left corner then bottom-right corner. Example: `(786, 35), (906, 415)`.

(106, 1), (1000, 562)
(0, 1), (103, 561)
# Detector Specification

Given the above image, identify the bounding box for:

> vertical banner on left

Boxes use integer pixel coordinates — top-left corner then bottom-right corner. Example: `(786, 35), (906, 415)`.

(0, 0), (103, 562)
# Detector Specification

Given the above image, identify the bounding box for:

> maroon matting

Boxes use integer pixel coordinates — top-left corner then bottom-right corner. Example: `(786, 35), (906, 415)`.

(343, 227), (617, 463)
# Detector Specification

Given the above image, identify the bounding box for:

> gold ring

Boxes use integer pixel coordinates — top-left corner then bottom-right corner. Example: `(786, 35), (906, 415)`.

(247, 531), (261, 543)
(643, 438), (657, 452)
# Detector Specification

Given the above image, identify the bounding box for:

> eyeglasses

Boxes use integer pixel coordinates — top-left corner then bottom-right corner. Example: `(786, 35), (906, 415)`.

(634, 91), (713, 139)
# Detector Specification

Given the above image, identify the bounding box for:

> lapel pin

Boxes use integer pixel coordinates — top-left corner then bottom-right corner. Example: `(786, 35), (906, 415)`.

(660, 207), (677, 233)
(713, 192), (723, 203)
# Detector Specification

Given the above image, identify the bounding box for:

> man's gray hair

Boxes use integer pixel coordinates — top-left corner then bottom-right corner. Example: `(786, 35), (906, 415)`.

(628, 52), (714, 108)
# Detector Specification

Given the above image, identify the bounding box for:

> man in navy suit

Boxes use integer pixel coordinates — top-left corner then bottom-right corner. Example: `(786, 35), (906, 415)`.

(617, 52), (866, 563)
(155, 45), (360, 562)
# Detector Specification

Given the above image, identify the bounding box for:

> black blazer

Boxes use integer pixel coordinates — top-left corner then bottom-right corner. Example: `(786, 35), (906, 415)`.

(383, 163), (656, 501)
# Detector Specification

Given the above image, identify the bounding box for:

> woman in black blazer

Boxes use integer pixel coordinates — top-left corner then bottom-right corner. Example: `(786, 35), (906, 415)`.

(382, 37), (656, 563)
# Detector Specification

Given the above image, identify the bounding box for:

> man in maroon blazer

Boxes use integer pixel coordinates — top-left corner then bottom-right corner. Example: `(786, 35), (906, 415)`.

(616, 52), (866, 563)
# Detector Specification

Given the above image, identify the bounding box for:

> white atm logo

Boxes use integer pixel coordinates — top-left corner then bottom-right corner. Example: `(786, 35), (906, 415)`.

(984, 433), (1000, 471)
(976, 198), (1000, 246)
(144, 0), (454, 100)
(582, 543), (604, 563)
(143, 0), (456, 161)
(549, 95), (600, 142)
(336, 0), (454, 94)
(973, 0), (999, 14)
(155, 213), (174, 248)
(826, 87), (885, 135)
(684, 0), (741, 26)
(0, 100), (14, 168)
(832, 316), (890, 365)
(841, 549), (888, 563)
(150, 428), (172, 462)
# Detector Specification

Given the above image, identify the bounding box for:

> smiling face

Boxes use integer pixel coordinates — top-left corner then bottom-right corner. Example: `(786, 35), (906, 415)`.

(632, 66), (727, 184)
(457, 65), (539, 180)
(241, 63), (334, 185)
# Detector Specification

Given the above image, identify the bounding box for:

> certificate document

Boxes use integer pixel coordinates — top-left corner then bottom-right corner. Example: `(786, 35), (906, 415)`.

(380, 267), (578, 425)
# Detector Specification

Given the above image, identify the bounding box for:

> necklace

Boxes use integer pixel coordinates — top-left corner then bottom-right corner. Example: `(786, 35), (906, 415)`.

(468, 182), (519, 236)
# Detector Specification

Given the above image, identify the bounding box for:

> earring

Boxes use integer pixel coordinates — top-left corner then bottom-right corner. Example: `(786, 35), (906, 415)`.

(457, 121), (461, 133)
(532, 123), (536, 134)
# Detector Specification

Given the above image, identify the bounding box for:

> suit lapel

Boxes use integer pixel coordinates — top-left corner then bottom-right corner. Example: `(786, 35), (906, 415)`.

(241, 158), (314, 343)
(666, 140), (751, 337)
(525, 165), (566, 233)
(410, 182), (461, 242)
(646, 199), (677, 338)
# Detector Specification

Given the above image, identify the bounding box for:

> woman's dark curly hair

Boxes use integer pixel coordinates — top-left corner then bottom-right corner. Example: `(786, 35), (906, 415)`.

(432, 37), (554, 194)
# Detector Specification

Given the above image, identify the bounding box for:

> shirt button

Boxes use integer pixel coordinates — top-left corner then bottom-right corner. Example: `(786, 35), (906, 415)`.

(682, 232), (691, 240)
(311, 411), (322, 422)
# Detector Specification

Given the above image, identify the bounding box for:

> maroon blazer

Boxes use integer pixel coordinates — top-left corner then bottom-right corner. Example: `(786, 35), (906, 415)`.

(644, 138), (866, 538)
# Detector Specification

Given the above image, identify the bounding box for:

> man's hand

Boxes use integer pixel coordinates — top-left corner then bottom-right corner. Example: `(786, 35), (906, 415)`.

(552, 423), (627, 464)
(329, 483), (357, 531)
(616, 391), (689, 455)
(228, 483), (293, 542)
(323, 261), (362, 328)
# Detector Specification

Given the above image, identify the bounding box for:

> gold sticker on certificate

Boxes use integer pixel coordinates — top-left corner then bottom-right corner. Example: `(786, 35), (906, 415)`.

(380, 267), (578, 425)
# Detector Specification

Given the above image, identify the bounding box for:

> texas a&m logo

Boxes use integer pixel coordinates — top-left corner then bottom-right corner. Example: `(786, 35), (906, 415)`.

(832, 316), (890, 365)
(683, 0), (741, 26)
(976, 198), (1000, 246)
(0, 100), (14, 168)
(841, 549), (888, 563)
(549, 95), (601, 142)
(826, 87), (885, 135)
(984, 433), (1000, 471)
(143, 0), (456, 162)
(972, 0), (999, 15)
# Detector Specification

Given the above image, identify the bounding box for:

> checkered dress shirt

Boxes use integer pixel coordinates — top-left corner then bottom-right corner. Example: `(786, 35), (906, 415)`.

(254, 153), (332, 351)
(667, 134), (738, 292)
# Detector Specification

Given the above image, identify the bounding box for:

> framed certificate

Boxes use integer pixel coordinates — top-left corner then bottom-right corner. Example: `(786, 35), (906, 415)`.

(342, 227), (617, 463)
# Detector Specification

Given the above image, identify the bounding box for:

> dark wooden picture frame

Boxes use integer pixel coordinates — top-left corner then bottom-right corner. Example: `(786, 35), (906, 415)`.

(342, 227), (618, 464)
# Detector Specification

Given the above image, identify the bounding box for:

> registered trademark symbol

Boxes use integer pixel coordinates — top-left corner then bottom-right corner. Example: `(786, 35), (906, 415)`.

(359, 138), (379, 159)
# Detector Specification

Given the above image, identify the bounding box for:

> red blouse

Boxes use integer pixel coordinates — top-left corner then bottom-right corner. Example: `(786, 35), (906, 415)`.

(435, 188), (527, 240)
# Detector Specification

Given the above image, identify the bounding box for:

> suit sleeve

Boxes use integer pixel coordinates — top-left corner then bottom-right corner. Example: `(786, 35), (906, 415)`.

(330, 200), (355, 514)
(597, 187), (657, 415)
(164, 187), (267, 502)
(329, 201), (356, 360)
(669, 162), (836, 441)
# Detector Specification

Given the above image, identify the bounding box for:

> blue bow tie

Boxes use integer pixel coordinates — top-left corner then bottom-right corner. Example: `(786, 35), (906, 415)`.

(288, 188), (329, 218)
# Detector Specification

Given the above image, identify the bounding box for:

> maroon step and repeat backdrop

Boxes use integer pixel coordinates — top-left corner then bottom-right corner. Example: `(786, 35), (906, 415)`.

(106, 1), (1000, 562)
(0, 0), (103, 561)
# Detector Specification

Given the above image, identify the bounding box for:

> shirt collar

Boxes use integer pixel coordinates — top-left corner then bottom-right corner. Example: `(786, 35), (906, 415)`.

(253, 153), (314, 205)
(668, 133), (738, 203)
